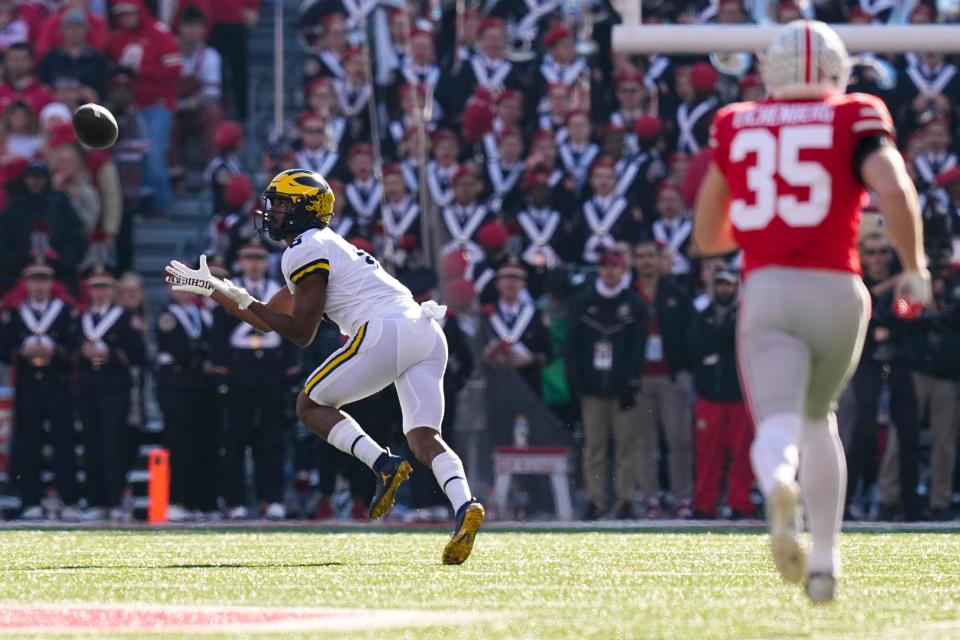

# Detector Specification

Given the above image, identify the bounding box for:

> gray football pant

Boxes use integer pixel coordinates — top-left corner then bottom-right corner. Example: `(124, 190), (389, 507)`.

(738, 267), (870, 425)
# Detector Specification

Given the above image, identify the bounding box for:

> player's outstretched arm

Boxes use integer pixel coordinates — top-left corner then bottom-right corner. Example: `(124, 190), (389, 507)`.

(165, 255), (286, 333)
(860, 144), (932, 309)
(244, 272), (327, 347)
(693, 162), (739, 256)
(210, 287), (291, 334)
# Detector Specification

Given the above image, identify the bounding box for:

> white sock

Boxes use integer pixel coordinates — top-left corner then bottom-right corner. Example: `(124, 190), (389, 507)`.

(431, 451), (472, 512)
(326, 416), (386, 470)
(800, 414), (846, 575)
(750, 412), (803, 496)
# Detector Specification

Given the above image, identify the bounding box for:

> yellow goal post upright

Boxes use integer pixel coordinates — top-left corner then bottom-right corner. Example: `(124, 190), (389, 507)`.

(610, 1), (960, 54)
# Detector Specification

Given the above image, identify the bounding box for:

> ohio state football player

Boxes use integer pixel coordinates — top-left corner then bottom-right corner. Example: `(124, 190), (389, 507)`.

(694, 20), (931, 603)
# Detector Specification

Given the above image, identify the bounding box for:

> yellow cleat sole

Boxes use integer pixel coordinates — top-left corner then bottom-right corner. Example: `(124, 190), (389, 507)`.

(442, 503), (485, 565)
(369, 461), (412, 521)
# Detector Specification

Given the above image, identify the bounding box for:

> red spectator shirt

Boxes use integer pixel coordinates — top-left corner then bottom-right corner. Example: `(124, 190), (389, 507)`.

(16, 1), (48, 41)
(709, 93), (895, 277)
(0, 77), (54, 116)
(34, 10), (110, 58)
(106, 5), (182, 111)
(207, 0), (259, 26)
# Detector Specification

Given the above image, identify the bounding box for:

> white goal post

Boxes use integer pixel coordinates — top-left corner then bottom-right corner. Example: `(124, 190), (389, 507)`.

(610, 1), (960, 53)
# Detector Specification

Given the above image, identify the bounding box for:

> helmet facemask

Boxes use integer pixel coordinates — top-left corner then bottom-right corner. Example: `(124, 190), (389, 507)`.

(260, 192), (294, 241)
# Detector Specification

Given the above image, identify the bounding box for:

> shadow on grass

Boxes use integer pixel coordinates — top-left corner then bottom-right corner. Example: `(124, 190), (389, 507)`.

(5, 561), (345, 571)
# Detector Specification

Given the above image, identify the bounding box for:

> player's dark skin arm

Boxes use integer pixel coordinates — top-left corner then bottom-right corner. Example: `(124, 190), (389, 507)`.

(244, 272), (328, 347)
(210, 275), (326, 347)
(210, 288), (289, 333)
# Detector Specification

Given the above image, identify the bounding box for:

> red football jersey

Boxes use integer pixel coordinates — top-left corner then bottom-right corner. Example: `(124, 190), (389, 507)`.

(710, 92), (894, 276)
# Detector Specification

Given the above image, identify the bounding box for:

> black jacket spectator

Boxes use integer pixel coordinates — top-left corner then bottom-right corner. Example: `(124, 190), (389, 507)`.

(566, 280), (647, 399)
(907, 273), (960, 380)
(862, 273), (909, 363)
(154, 301), (211, 389)
(481, 264), (552, 393)
(0, 287), (80, 509)
(642, 275), (693, 378)
(210, 275), (299, 510)
(1, 294), (76, 379)
(443, 310), (474, 402)
(74, 286), (146, 510)
(38, 46), (109, 98)
(0, 165), (87, 291)
(687, 298), (742, 402)
(154, 299), (220, 513)
(74, 303), (146, 391)
(209, 281), (300, 386)
(894, 52), (960, 136)
(847, 242), (922, 520)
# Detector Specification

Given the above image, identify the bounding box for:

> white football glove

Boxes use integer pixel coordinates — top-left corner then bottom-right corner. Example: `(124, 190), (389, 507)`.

(420, 300), (447, 320)
(164, 254), (217, 297)
(210, 278), (255, 310)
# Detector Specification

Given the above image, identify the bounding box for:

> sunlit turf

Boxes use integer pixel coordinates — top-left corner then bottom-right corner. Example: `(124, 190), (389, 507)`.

(1, 527), (959, 639)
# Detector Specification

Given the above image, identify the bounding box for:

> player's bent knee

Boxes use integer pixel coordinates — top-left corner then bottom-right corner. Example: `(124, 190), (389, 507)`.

(406, 427), (446, 465)
(296, 392), (333, 425)
(295, 392), (315, 423)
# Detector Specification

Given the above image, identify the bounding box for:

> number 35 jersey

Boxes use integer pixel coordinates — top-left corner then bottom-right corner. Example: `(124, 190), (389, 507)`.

(710, 92), (894, 276)
(281, 227), (419, 336)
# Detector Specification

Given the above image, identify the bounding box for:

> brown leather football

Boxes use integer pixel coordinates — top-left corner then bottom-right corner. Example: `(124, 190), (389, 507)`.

(72, 103), (119, 149)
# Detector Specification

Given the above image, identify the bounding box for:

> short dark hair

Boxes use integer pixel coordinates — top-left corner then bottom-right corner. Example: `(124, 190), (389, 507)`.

(179, 5), (207, 25)
(859, 232), (889, 250)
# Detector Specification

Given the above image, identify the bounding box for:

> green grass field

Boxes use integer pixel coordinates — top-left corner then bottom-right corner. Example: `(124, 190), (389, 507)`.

(1, 527), (960, 639)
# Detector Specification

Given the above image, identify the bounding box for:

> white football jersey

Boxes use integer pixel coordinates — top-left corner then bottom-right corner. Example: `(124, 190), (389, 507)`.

(281, 227), (418, 336)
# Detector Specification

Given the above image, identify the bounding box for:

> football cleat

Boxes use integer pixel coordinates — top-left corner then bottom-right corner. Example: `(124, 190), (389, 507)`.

(19, 505), (43, 521)
(265, 503), (286, 520)
(442, 499), (485, 565)
(167, 504), (191, 522)
(368, 450), (413, 520)
(350, 500), (368, 521)
(228, 505), (248, 520)
(805, 572), (837, 604)
(314, 497), (334, 521)
(672, 497), (693, 519)
(644, 497), (662, 519)
(60, 505), (84, 522)
(767, 480), (806, 584)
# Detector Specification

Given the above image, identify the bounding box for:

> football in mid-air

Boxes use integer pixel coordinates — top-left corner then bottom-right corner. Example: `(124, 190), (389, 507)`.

(72, 103), (119, 149)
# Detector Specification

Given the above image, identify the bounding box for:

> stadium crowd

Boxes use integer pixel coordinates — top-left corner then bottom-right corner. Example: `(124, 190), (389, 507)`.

(1, 0), (960, 523)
